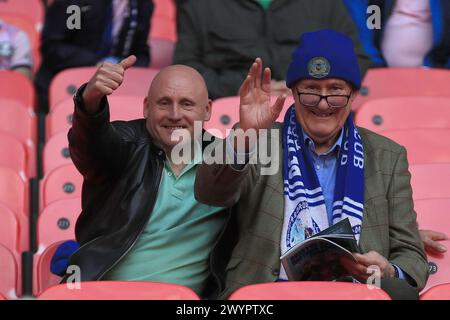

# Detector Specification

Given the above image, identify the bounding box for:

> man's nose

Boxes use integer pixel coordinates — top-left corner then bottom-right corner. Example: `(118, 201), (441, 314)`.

(168, 105), (183, 120)
(316, 95), (330, 110)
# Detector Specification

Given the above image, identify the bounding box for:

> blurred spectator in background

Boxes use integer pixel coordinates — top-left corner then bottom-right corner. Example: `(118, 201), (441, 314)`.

(0, 19), (33, 79)
(35, 0), (153, 112)
(173, 0), (370, 100)
(344, 0), (450, 68)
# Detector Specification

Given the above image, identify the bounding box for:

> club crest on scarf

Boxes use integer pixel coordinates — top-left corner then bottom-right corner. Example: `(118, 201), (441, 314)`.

(281, 106), (365, 253)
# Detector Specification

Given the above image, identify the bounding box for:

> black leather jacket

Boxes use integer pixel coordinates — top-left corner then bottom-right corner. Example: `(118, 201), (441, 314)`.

(62, 85), (229, 292)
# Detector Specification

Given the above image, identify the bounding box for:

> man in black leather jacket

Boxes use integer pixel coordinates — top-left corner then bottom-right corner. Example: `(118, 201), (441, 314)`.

(61, 55), (229, 297)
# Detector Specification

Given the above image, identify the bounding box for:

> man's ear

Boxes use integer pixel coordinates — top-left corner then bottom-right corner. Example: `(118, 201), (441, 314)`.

(349, 87), (358, 103)
(143, 97), (149, 118)
(203, 99), (212, 121)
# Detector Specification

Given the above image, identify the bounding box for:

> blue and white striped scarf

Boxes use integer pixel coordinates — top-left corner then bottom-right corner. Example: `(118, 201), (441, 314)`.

(280, 106), (365, 258)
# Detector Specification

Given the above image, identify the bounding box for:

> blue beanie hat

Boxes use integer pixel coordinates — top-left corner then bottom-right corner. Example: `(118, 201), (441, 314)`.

(286, 29), (361, 89)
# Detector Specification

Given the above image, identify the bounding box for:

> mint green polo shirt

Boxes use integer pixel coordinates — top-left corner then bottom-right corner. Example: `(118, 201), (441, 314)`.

(104, 144), (225, 295)
(257, 0), (272, 9)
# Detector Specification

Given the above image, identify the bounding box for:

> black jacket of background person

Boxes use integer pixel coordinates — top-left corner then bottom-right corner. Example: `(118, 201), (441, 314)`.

(173, 0), (371, 99)
(61, 84), (230, 294)
(35, 0), (153, 112)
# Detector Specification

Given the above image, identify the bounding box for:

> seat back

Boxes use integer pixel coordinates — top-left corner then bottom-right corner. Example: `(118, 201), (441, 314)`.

(37, 198), (81, 250)
(0, 71), (34, 110)
(381, 129), (450, 165)
(0, 98), (37, 176)
(0, 244), (18, 299)
(206, 96), (294, 138)
(414, 199), (450, 293)
(410, 164), (450, 200)
(47, 96), (144, 139)
(353, 68), (450, 110)
(0, 203), (20, 253)
(0, 0), (44, 31)
(355, 97), (450, 132)
(0, 132), (26, 178)
(420, 283), (450, 300)
(0, 166), (27, 217)
(49, 67), (159, 109)
(43, 132), (73, 176)
(38, 281), (201, 300)
(228, 282), (391, 300)
(33, 241), (64, 297)
(40, 165), (83, 210)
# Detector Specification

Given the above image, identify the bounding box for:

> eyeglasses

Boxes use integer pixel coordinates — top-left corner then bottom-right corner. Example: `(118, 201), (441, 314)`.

(296, 91), (352, 108)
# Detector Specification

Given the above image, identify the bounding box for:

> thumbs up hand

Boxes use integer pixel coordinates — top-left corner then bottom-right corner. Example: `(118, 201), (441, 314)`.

(82, 55), (137, 114)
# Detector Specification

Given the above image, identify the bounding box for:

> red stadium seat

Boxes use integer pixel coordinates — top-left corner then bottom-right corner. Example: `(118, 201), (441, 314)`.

(40, 165), (82, 210)
(206, 96), (295, 138)
(37, 198), (81, 250)
(0, 244), (19, 299)
(0, 0), (44, 32)
(33, 241), (64, 297)
(355, 97), (450, 132)
(0, 12), (41, 72)
(353, 68), (450, 110)
(420, 283), (450, 300)
(0, 98), (37, 177)
(49, 67), (159, 110)
(410, 164), (450, 200)
(43, 132), (73, 176)
(414, 200), (450, 293)
(0, 132), (27, 179)
(0, 294), (6, 300)
(0, 203), (20, 253)
(47, 96), (144, 140)
(38, 281), (201, 300)
(228, 282), (391, 300)
(0, 71), (34, 110)
(149, 38), (175, 69)
(0, 166), (27, 218)
(150, 0), (177, 42)
(381, 129), (450, 165)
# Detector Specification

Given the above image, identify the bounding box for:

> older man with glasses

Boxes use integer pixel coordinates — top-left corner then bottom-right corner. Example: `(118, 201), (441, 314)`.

(195, 29), (428, 300)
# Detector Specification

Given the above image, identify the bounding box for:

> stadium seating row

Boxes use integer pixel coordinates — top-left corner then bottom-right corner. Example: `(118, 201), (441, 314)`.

(2, 275), (450, 300)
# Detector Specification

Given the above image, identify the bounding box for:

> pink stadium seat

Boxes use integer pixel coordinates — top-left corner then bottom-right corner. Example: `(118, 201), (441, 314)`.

(37, 198), (81, 250)
(0, 71), (34, 110)
(0, 0), (44, 31)
(40, 165), (82, 210)
(33, 241), (64, 297)
(0, 294), (6, 300)
(228, 282), (391, 300)
(0, 98), (37, 177)
(47, 96), (144, 140)
(0, 244), (19, 299)
(0, 166), (27, 218)
(0, 12), (41, 72)
(413, 200), (450, 293)
(206, 96), (295, 138)
(38, 281), (201, 300)
(353, 68), (450, 110)
(43, 132), (73, 176)
(149, 38), (175, 69)
(410, 164), (450, 200)
(355, 97), (450, 132)
(420, 283), (450, 300)
(150, 0), (177, 42)
(49, 67), (159, 110)
(0, 132), (27, 179)
(0, 203), (20, 253)
(381, 129), (450, 165)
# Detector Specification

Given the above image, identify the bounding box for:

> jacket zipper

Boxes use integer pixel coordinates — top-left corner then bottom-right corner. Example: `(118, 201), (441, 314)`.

(95, 156), (164, 280)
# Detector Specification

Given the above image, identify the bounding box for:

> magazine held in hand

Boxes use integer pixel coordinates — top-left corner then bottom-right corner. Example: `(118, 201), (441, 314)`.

(280, 218), (361, 281)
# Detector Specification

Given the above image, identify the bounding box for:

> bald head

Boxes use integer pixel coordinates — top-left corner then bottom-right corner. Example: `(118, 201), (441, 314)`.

(148, 65), (209, 102)
(143, 64), (212, 154)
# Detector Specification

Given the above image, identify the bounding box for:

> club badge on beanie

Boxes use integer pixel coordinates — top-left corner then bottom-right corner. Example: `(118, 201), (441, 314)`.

(286, 29), (362, 89)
